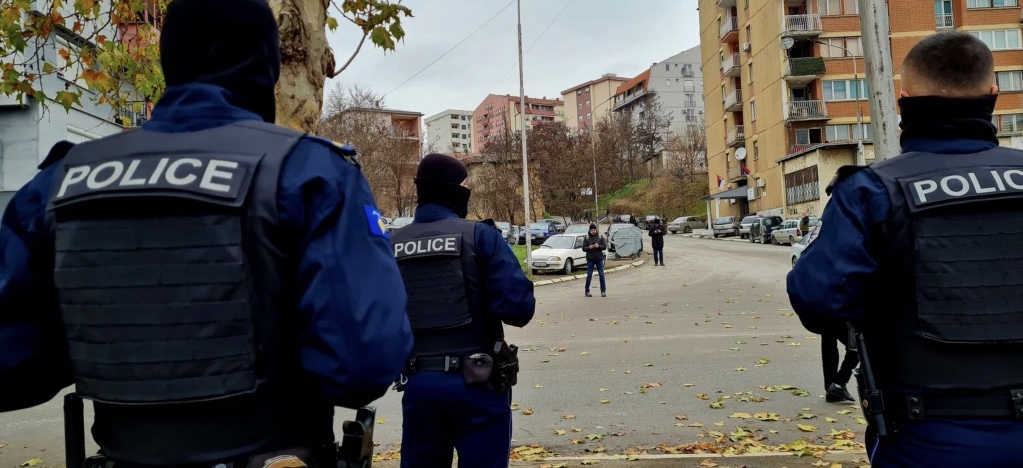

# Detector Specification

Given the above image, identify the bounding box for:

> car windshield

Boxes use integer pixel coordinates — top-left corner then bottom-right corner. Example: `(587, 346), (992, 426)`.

(564, 224), (590, 234)
(529, 223), (549, 230)
(741, 216), (757, 223)
(496, 222), (510, 229)
(392, 217), (413, 226)
(714, 217), (731, 224)
(541, 236), (577, 249)
(671, 217), (685, 223)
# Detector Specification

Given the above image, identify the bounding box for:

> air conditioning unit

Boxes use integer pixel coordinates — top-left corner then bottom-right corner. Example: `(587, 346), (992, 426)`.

(741, 43), (751, 52)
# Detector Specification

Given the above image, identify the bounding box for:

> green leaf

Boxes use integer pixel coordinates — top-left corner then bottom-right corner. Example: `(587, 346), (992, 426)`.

(42, 62), (54, 74)
(21, 459), (43, 467)
(326, 16), (339, 31)
(369, 26), (395, 50)
(388, 21), (405, 41)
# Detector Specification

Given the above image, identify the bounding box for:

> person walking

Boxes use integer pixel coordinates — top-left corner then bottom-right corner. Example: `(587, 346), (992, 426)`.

(581, 223), (607, 297)
(649, 218), (666, 266)
(788, 32), (1023, 465)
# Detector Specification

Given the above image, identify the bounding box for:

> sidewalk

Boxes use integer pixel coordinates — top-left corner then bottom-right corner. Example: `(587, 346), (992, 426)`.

(373, 451), (868, 467)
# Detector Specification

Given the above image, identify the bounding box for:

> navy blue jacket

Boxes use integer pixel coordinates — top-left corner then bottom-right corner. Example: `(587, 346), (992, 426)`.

(0, 84), (414, 411)
(787, 136), (1023, 466)
(413, 204), (535, 328)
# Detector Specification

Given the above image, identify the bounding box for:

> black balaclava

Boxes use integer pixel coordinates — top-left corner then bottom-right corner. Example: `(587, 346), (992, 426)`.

(416, 154), (471, 218)
(898, 94), (1000, 147)
(159, 0), (281, 123)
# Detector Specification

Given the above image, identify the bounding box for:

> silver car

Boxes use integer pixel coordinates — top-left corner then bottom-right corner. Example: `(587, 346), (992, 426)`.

(738, 215), (757, 239)
(667, 216), (702, 234)
(495, 221), (517, 244)
(711, 216), (741, 237)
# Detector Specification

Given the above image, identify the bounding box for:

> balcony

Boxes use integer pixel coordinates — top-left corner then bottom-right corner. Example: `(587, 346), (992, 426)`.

(935, 13), (954, 29)
(721, 53), (742, 78)
(784, 56), (826, 86)
(727, 164), (747, 181)
(785, 100), (829, 121)
(727, 125), (746, 147)
(118, 101), (149, 128)
(717, 0), (737, 7)
(719, 16), (739, 42)
(723, 89), (743, 113)
(782, 14), (822, 37)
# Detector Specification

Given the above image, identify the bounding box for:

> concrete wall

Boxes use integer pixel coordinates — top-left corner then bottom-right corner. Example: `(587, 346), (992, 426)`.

(648, 45), (705, 132)
(424, 109), (473, 153)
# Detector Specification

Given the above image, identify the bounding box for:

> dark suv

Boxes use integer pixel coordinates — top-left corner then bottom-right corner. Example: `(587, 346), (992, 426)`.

(748, 216), (784, 244)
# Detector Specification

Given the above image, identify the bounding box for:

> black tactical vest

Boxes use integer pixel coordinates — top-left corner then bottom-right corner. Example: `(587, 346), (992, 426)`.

(45, 121), (331, 464)
(391, 217), (499, 356)
(869, 146), (1023, 392)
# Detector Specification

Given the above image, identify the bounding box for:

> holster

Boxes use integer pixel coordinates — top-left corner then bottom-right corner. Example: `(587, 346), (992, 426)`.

(463, 353), (494, 386)
(491, 340), (520, 393)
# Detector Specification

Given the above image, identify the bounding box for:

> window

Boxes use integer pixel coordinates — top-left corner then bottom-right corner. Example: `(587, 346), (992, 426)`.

(451, 132), (459, 139)
(745, 25), (752, 44)
(823, 79), (868, 100)
(750, 101), (757, 121)
(682, 64), (694, 77)
(994, 114), (1023, 134)
(826, 123), (873, 141)
(666, 79), (672, 87)
(967, 0), (1018, 7)
(785, 166), (821, 205)
(586, 112), (591, 118)
(579, 116), (584, 121)
(748, 62), (754, 83)
(820, 37), (862, 57)
(461, 124), (467, 129)
(578, 103), (583, 109)
(685, 94), (697, 107)
(451, 123), (459, 129)
(665, 63), (670, 71)
(753, 143), (759, 160)
(684, 80), (695, 92)
(822, 0), (857, 14)
(970, 30), (1023, 50)
(997, 71), (1023, 91)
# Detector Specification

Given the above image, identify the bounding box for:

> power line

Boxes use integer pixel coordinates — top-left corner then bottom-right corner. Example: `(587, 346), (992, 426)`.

(383, 0), (515, 97)
(486, 0), (575, 95)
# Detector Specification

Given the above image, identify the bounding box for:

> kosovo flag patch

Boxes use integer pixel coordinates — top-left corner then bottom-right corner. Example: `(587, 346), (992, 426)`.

(363, 205), (389, 239)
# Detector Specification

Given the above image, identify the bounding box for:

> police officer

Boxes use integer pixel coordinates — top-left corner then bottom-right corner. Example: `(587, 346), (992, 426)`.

(788, 31), (1023, 466)
(0, 0), (413, 466)
(392, 153), (536, 468)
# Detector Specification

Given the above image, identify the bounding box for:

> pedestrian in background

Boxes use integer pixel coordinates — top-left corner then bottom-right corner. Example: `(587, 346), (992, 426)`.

(581, 223), (607, 297)
(648, 218), (665, 266)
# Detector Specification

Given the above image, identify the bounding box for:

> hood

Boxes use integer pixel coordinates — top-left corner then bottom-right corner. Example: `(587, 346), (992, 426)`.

(159, 0), (281, 123)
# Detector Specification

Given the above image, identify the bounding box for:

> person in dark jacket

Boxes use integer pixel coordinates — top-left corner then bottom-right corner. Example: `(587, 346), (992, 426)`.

(581, 223), (607, 297)
(0, 0), (413, 466)
(787, 31), (1023, 466)
(820, 319), (858, 403)
(648, 218), (666, 266)
(798, 212), (810, 235)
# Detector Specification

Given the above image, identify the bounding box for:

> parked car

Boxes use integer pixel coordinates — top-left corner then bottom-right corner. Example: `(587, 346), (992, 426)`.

(772, 217), (819, 246)
(386, 216), (413, 234)
(527, 234), (588, 275)
(495, 221), (518, 244)
(711, 216), (741, 237)
(520, 221), (557, 245)
(637, 215), (664, 230)
(738, 215), (758, 239)
(538, 218), (566, 233)
(790, 233), (811, 267)
(668, 216), (702, 234)
(748, 216), (783, 244)
(564, 223), (591, 234)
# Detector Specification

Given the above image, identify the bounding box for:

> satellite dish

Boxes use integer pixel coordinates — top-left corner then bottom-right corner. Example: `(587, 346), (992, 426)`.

(780, 37), (795, 50)
(736, 147), (748, 161)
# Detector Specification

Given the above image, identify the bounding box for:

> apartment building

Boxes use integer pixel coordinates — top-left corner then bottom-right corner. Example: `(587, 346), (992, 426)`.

(425, 109), (474, 154)
(698, 0), (1023, 221)
(561, 73), (629, 130)
(612, 46), (706, 131)
(472, 94), (564, 151)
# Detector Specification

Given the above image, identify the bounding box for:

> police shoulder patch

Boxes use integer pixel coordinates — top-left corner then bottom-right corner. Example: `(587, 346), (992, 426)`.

(825, 165), (866, 196)
(805, 219), (824, 245)
(363, 205), (389, 239)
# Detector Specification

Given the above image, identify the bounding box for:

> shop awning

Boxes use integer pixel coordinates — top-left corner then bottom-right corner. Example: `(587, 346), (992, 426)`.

(702, 185), (749, 201)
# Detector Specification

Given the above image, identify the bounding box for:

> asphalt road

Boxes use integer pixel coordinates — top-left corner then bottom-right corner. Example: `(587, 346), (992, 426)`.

(0, 234), (869, 468)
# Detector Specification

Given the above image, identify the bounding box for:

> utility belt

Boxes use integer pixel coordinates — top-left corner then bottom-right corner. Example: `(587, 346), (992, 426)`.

(65, 395), (377, 468)
(395, 340), (519, 393)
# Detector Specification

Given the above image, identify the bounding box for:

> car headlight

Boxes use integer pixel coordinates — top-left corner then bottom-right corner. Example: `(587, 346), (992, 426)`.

(548, 256), (561, 261)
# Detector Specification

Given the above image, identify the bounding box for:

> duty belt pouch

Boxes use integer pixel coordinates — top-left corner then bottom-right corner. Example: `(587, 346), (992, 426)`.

(463, 353), (494, 386)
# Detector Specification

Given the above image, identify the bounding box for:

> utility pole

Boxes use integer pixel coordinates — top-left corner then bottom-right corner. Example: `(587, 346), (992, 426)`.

(858, 0), (901, 161)
(517, 0), (533, 273)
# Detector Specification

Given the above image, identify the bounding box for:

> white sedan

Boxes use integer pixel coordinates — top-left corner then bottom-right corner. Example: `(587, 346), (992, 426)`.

(790, 219), (823, 267)
(527, 234), (588, 275)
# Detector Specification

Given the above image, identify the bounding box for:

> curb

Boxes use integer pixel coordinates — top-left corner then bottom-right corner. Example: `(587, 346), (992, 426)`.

(681, 233), (748, 243)
(531, 260), (646, 287)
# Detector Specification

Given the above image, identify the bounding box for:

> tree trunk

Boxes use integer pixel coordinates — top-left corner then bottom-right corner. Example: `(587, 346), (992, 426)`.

(268, 0), (335, 132)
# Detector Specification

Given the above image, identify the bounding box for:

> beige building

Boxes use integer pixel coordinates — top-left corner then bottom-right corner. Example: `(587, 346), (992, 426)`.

(561, 73), (629, 130)
(699, 0), (1023, 221)
(472, 94), (565, 150)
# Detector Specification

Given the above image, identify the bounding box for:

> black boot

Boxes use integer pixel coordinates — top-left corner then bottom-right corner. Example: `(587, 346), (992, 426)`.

(826, 383), (855, 403)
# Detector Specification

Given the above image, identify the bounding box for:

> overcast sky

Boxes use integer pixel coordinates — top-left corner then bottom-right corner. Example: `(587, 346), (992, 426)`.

(323, 0), (701, 120)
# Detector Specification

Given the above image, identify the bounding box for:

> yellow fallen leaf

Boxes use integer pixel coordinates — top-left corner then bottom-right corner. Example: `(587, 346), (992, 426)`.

(563, 414), (576, 420)
(580, 352), (590, 355)
(553, 429), (567, 435)
(688, 422), (704, 427)
(581, 460), (600, 465)
(534, 384), (543, 388)
(729, 412), (753, 419)
(696, 393), (710, 400)
(675, 414), (688, 420)
(826, 417), (839, 423)
(572, 426), (583, 432)
(713, 421), (725, 426)
(599, 388), (608, 392)
(644, 363), (654, 367)
(624, 370), (632, 374)
(21, 460), (43, 468)
(683, 383), (695, 387)
(600, 399), (611, 404)
(377, 418), (386, 424)
(837, 409), (853, 415)
(797, 424), (816, 432)
(521, 408), (534, 415)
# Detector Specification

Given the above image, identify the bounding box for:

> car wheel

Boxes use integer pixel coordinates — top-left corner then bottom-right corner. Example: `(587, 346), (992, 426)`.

(531, 269), (539, 276)
(563, 259), (573, 275)
(684, 226), (692, 234)
(761, 234), (769, 244)
(670, 230), (677, 234)
(789, 235), (795, 245)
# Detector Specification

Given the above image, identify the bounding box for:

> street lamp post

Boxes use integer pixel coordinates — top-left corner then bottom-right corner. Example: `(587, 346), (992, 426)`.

(780, 38), (865, 166)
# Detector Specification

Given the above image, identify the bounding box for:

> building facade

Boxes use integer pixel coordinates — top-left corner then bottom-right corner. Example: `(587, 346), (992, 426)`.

(0, 6), (159, 210)
(424, 109), (474, 154)
(612, 46), (706, 131)
(699, 0), (1023, 221)
(472, 94), (564, 151)
(561, 73), (629, 130)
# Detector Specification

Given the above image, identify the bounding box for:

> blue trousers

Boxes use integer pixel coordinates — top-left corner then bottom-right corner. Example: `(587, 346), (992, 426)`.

(400, 372), (512, 468)
(653, 247), (664, 264)
(585, 259), (605, 293)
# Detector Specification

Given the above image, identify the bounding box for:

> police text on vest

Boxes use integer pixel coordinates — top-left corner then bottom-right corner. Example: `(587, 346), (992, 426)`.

(906, 168), (1023, 208)
(394, 236), (460, 259)
(56, 156), (247, 199)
